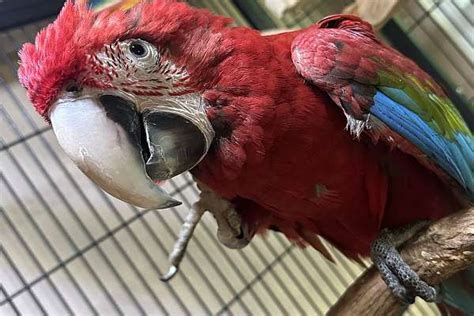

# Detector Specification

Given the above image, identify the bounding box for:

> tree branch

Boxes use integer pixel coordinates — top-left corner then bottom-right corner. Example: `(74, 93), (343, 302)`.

(328, 207), (474, 316)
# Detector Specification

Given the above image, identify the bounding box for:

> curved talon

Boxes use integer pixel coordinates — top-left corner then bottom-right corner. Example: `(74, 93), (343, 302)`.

(160, 265), (178, 282)
(371, 223), (438, 303)
(159, 179), (251, 282)
(159, 202), (206, 282)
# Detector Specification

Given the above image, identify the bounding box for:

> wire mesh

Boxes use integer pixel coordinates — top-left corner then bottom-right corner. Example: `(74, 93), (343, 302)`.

(394, 0), (473, 103)
(1, 0), (470, 315)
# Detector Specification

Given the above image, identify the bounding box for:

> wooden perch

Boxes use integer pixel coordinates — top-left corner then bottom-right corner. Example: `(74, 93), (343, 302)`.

(328, 207), (474, 316)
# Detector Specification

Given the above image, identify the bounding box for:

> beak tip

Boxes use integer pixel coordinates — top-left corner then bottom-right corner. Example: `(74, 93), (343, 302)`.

(158, 199), (182, 209)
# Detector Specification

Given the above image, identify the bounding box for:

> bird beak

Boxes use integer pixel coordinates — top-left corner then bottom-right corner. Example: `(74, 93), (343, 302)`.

(49, 90), (214, 209)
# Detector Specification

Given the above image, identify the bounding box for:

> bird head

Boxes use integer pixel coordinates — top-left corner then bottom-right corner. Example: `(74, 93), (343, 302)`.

(18, 0), (233, 208)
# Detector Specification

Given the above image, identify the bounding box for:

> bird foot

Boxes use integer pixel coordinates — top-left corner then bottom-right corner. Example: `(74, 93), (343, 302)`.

(160, 203), (205, 281)
(196, 181), (253, 249)
(370, 222), (438, 304)
(160, 180), (250, 281)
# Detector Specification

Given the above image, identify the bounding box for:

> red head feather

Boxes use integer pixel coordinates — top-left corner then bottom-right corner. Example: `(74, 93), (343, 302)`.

(18, 0), (232, 118)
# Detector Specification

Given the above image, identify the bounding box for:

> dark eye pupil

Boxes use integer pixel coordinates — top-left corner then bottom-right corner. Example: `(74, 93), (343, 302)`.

(130, 42), (146, 56)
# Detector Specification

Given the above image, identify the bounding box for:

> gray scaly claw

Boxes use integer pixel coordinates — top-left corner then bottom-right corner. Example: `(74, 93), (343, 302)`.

(160, 265), (179, 282)
(159, 179), (252, 282)
(371, 225), (438, 304)
(159, 205), (205, 282)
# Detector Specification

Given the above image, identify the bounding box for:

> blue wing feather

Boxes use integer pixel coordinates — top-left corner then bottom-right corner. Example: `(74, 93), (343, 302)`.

(371, 91), (474, 198)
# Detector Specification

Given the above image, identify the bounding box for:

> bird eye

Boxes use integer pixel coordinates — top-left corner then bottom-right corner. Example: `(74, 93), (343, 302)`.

(129, 41), (147, 57)
(120, 39), (158, 72)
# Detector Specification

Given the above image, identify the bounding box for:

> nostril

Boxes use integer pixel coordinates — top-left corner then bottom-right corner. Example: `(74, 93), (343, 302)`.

(65, 82), (82, 93)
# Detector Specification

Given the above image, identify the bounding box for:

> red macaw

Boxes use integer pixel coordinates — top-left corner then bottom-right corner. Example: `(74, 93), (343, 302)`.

(18, 0), (473, 313)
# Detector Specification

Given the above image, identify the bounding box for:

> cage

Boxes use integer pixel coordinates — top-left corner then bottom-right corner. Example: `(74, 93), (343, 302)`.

(1, 0), (472, 315)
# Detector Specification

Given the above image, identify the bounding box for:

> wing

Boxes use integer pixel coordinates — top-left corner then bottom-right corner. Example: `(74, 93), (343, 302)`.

(291, 14), (474, 198)
(78, 0), (142, 11)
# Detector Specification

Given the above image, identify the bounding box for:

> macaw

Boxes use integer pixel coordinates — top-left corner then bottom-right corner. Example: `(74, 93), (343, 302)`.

(18, 0), (473, 313)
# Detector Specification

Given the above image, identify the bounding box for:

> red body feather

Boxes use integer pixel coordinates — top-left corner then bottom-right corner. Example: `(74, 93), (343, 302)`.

(193, 27), (460, 258)
(19, 1), (461, 259)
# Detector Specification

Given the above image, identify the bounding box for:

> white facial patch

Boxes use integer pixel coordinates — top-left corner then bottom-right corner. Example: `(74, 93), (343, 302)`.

(86, 39), (190, 98)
